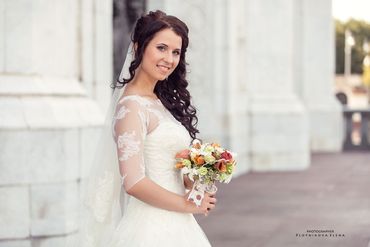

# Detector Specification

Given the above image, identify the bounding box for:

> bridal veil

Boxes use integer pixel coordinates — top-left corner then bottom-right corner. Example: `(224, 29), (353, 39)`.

(70, 43), (134, 247)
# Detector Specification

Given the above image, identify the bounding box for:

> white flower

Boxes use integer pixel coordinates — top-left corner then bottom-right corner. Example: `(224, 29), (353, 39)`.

(192, 139), (201, 146)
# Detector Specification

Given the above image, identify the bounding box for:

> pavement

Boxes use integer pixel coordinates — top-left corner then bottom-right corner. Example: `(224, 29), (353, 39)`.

(196, 152), (370, 247)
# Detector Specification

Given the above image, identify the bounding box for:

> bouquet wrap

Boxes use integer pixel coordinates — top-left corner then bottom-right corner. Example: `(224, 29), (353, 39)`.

(187, 180), (217, 207)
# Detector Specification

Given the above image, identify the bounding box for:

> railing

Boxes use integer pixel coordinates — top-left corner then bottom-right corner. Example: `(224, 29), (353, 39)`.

(343, 107), (370, 150)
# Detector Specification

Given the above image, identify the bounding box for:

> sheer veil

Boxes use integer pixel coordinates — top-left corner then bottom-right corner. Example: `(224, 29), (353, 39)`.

(70, 43), (134, 247)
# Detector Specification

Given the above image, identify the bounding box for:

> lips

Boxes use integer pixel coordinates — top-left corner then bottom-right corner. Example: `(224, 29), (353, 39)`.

(157, 65), (171, 74)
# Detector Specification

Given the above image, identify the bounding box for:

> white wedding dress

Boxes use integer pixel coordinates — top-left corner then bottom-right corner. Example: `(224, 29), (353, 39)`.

(107, 94), (211, 247)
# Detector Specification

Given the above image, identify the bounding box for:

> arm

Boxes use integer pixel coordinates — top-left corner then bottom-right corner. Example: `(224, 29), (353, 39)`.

(113, 99), (215, 215)
(127, 177), (192, 213)
(127, 177), (216, 215)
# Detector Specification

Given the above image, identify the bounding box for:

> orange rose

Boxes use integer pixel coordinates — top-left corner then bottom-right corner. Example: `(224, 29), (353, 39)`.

(194, 155), (205, 166)
(175, 149), (190, 159)
(214, 160), (227, 173)
(175, 162), (185, 169)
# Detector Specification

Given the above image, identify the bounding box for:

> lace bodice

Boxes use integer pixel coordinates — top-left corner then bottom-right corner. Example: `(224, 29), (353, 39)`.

(112, 95), (191, 192)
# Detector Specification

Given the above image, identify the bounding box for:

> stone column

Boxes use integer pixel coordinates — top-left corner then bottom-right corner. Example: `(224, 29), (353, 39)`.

(298, 0), (343, 151)
(244, 0), (310, 171)
(0, 0), (112, 246)
(224, 0), (250, 174)
(147, 0), (250, 175)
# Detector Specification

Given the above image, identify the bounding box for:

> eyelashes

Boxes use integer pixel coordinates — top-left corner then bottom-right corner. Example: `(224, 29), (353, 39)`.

(156, 45), (181, 56)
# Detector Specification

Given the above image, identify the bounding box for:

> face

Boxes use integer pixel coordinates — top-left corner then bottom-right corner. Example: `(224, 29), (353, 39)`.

(138, 28), (182, 82)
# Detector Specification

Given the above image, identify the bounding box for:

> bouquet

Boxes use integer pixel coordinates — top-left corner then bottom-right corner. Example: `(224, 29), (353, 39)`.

(175, 139), (237, 206)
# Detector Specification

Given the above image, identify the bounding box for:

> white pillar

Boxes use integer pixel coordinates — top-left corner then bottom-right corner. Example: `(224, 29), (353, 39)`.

(299, 0), (343, 151)
(0, 0), (112, 245)
(244, 0), (310, 171)
(225, 0), (250, 174)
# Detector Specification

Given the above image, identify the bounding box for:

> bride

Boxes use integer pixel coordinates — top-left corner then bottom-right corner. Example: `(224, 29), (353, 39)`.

(78, 10), (216, 247)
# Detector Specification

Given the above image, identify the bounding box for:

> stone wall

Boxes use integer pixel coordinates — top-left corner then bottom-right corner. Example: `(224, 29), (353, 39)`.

(0, 0), (112, 246)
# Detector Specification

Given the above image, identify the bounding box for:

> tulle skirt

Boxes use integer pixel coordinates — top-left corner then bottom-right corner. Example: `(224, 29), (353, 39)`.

(107, 197), (212, 247)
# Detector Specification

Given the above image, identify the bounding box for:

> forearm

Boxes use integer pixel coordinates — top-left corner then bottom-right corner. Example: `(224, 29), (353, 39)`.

(127, 177), (194, 213)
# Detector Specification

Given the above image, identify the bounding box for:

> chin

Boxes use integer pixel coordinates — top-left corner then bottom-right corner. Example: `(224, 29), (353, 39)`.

(156, 75), (168, 81)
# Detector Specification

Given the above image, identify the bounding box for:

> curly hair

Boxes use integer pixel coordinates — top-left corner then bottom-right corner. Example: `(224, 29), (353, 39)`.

(113, 10), (199, 139)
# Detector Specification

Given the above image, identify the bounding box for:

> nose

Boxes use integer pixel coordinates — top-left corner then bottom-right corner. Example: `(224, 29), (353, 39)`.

(163, 51), (174, 64)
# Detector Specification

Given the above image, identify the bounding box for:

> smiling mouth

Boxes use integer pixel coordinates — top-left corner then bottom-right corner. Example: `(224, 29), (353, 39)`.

(157, 65), (171, 73)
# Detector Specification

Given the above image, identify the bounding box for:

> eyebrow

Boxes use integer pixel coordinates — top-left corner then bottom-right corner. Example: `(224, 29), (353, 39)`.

(157, 43), (181, 51)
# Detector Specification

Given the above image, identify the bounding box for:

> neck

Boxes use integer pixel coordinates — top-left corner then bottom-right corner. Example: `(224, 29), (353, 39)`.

(130, 69), (157, 96)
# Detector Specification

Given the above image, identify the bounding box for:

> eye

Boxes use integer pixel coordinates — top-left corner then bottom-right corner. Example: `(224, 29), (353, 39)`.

(157, 45), (166, 51)
(173, 50), (180, 56)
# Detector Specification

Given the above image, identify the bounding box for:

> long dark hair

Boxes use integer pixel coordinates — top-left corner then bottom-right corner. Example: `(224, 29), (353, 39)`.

(113, 10), (199, 139)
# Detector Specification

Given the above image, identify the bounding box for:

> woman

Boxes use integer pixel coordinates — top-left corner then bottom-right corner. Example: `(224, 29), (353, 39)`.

(106, 10), (215, 246)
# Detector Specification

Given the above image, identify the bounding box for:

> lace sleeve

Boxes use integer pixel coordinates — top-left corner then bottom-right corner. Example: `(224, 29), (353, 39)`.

(112, 98), (148, 192)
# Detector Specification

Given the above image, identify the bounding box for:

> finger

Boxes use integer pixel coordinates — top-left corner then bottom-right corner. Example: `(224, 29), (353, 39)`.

(204, 194), (216, 202)
(209, 197), (217, 204)
(209, 191), (217, 196)
(204, 197), (216, 205)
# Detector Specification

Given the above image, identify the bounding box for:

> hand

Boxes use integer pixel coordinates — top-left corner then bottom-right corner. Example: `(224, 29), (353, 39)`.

(185, 191), (217, 216)
(202, 192), (217, 216)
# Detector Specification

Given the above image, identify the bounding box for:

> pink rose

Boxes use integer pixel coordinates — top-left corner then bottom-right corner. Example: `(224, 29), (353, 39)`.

(221, 151), (233, 161)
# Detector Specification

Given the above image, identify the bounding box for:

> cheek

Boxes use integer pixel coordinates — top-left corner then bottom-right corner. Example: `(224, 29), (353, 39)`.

(142, 49), (159, 65)
(142, 55), (156, 71)
(173, 57), (181, 68)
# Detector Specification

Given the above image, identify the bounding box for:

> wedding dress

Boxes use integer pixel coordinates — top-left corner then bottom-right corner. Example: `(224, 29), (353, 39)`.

(107, 93), (212, 247)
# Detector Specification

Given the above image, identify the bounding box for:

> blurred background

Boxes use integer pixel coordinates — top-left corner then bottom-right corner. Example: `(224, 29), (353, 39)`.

(0, 0), (369, 246)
